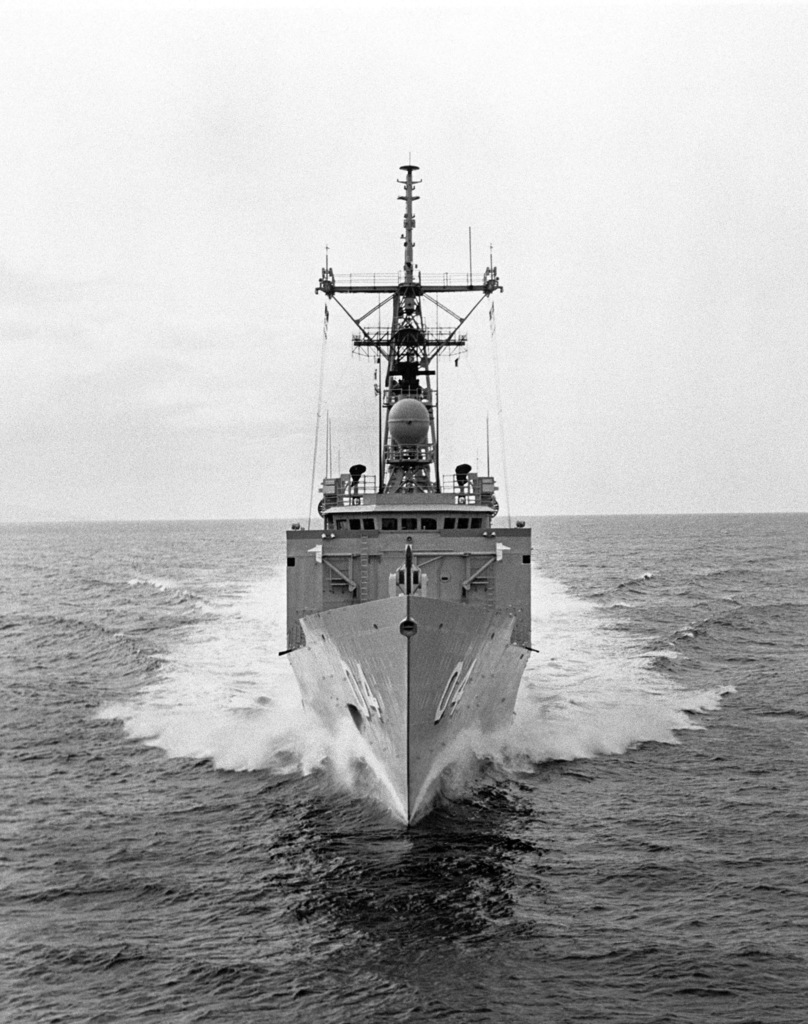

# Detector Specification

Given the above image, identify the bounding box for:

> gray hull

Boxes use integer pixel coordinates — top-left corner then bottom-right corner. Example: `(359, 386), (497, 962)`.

(289, 595), (529, 823)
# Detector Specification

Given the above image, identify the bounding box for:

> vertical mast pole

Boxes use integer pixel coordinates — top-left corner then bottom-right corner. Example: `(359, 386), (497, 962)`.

(401, 165), (417, 284)
(435, 357), (440, 489)
(377, 359), (383, 492)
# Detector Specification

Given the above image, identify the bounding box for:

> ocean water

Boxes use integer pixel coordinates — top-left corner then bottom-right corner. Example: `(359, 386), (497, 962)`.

(2, 514), (807, 1023)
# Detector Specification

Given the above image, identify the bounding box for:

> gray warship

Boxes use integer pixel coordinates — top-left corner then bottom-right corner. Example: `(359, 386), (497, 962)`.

(285, 166), (532, 823)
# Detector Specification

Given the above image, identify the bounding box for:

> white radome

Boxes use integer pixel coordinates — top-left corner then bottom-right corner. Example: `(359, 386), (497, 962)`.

(388, 398), (430, 444)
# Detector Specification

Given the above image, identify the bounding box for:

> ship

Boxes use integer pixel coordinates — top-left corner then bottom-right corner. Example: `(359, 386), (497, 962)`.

(285, 165), (532, 823)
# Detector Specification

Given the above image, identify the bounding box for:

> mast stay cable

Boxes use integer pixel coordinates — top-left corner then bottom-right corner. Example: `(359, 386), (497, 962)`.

(488, 298), (512, 527)
(307, 303), (330, 529)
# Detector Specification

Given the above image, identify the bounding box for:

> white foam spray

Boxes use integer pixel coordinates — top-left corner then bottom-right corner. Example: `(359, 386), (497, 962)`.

(101, 568), (731, 816)
(102, 576), (319, 772)
(482, 572), (730, 772)
(102, 575), (402, 811)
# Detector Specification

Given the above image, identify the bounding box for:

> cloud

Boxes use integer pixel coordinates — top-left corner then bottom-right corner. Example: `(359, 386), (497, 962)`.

(2, 6), (808, 517)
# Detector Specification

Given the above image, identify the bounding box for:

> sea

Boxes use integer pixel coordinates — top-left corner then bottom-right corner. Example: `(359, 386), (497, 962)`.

(2, 514), (807, 1024)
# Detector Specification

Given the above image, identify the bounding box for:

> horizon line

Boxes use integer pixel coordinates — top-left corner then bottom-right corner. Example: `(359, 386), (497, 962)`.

(2, 510), (807, 527)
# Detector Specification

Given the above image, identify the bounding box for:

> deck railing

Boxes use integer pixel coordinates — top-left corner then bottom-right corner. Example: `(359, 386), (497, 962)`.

(384, 443), (435, 465)
(329, 271), (494, 289)
(441, 474), (498, 505)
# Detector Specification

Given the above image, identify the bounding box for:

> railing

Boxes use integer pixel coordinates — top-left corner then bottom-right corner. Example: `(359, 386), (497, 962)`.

(326, 270), (498, 290)
(385, 443), (434, 465)
(418, 272), (491, 288)
(352, 327), (467, 346)
(331, 274), (399, 288)
(319, 475), (378, 509)
(441, 474), (498, 506)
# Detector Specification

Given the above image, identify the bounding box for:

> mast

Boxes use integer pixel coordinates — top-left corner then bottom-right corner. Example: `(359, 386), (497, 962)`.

(316, 165), (501, 496)
(401, 164), (417, 286)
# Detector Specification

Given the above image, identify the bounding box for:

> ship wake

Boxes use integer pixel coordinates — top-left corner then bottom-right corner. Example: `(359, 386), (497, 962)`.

(479, 572), (731, 772)
(99, 576), (406, 812)
(100, 571), (730, 820)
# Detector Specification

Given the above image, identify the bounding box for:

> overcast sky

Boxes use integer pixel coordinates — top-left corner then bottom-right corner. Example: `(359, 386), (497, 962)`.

(2, 2), (807, 520)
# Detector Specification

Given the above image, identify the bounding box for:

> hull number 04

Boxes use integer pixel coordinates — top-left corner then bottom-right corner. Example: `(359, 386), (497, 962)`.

(435, 659), (477, 723)
(342, 660), (382, 719)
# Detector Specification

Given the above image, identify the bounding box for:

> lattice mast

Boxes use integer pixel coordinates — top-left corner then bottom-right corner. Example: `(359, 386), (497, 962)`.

(316, 165), (501, 495)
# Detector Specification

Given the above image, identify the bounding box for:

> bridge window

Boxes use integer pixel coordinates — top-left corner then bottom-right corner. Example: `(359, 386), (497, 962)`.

(336, 518), (347, 530)
(382, 518), (397, 531)
(349, 518), (361, 530)
(444, 517), (456, 529)
(401, 517), (417, 530)
(363, 518), (375, 530)
(457, 517), (470, 529)
(470, 517), (482, 529)
(421, 518), (437, 530)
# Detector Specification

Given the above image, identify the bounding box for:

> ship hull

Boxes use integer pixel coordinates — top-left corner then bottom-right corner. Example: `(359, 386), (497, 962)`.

(289, 595), (529, 823)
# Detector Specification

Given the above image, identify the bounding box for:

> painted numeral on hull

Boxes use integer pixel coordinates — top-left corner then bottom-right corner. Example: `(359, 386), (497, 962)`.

(342, 660), (382, 719)
(435, 658), (477, 723)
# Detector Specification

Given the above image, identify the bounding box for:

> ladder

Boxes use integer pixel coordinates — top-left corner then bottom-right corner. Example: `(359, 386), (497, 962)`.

(359, 536), (370, 602)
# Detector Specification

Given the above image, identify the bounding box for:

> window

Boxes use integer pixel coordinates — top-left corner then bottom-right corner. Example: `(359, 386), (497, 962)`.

(444, 517), (456, 529)
(287, 557), (296, 567)
(421, 518), (437, 531)
(363, 518), (375, 530)
(349, 519), (361, 530)
(401, 517), (417, 530)
(382, 518), (397, 531)
(523, 554), (531, 564)
(457, 517), (470, 529)
(336, 518), (346, 530)
(470, 517), (482, 529)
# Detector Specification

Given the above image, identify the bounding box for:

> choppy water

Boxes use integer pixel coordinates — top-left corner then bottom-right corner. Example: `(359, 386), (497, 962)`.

(2, 515), (807, 1023)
